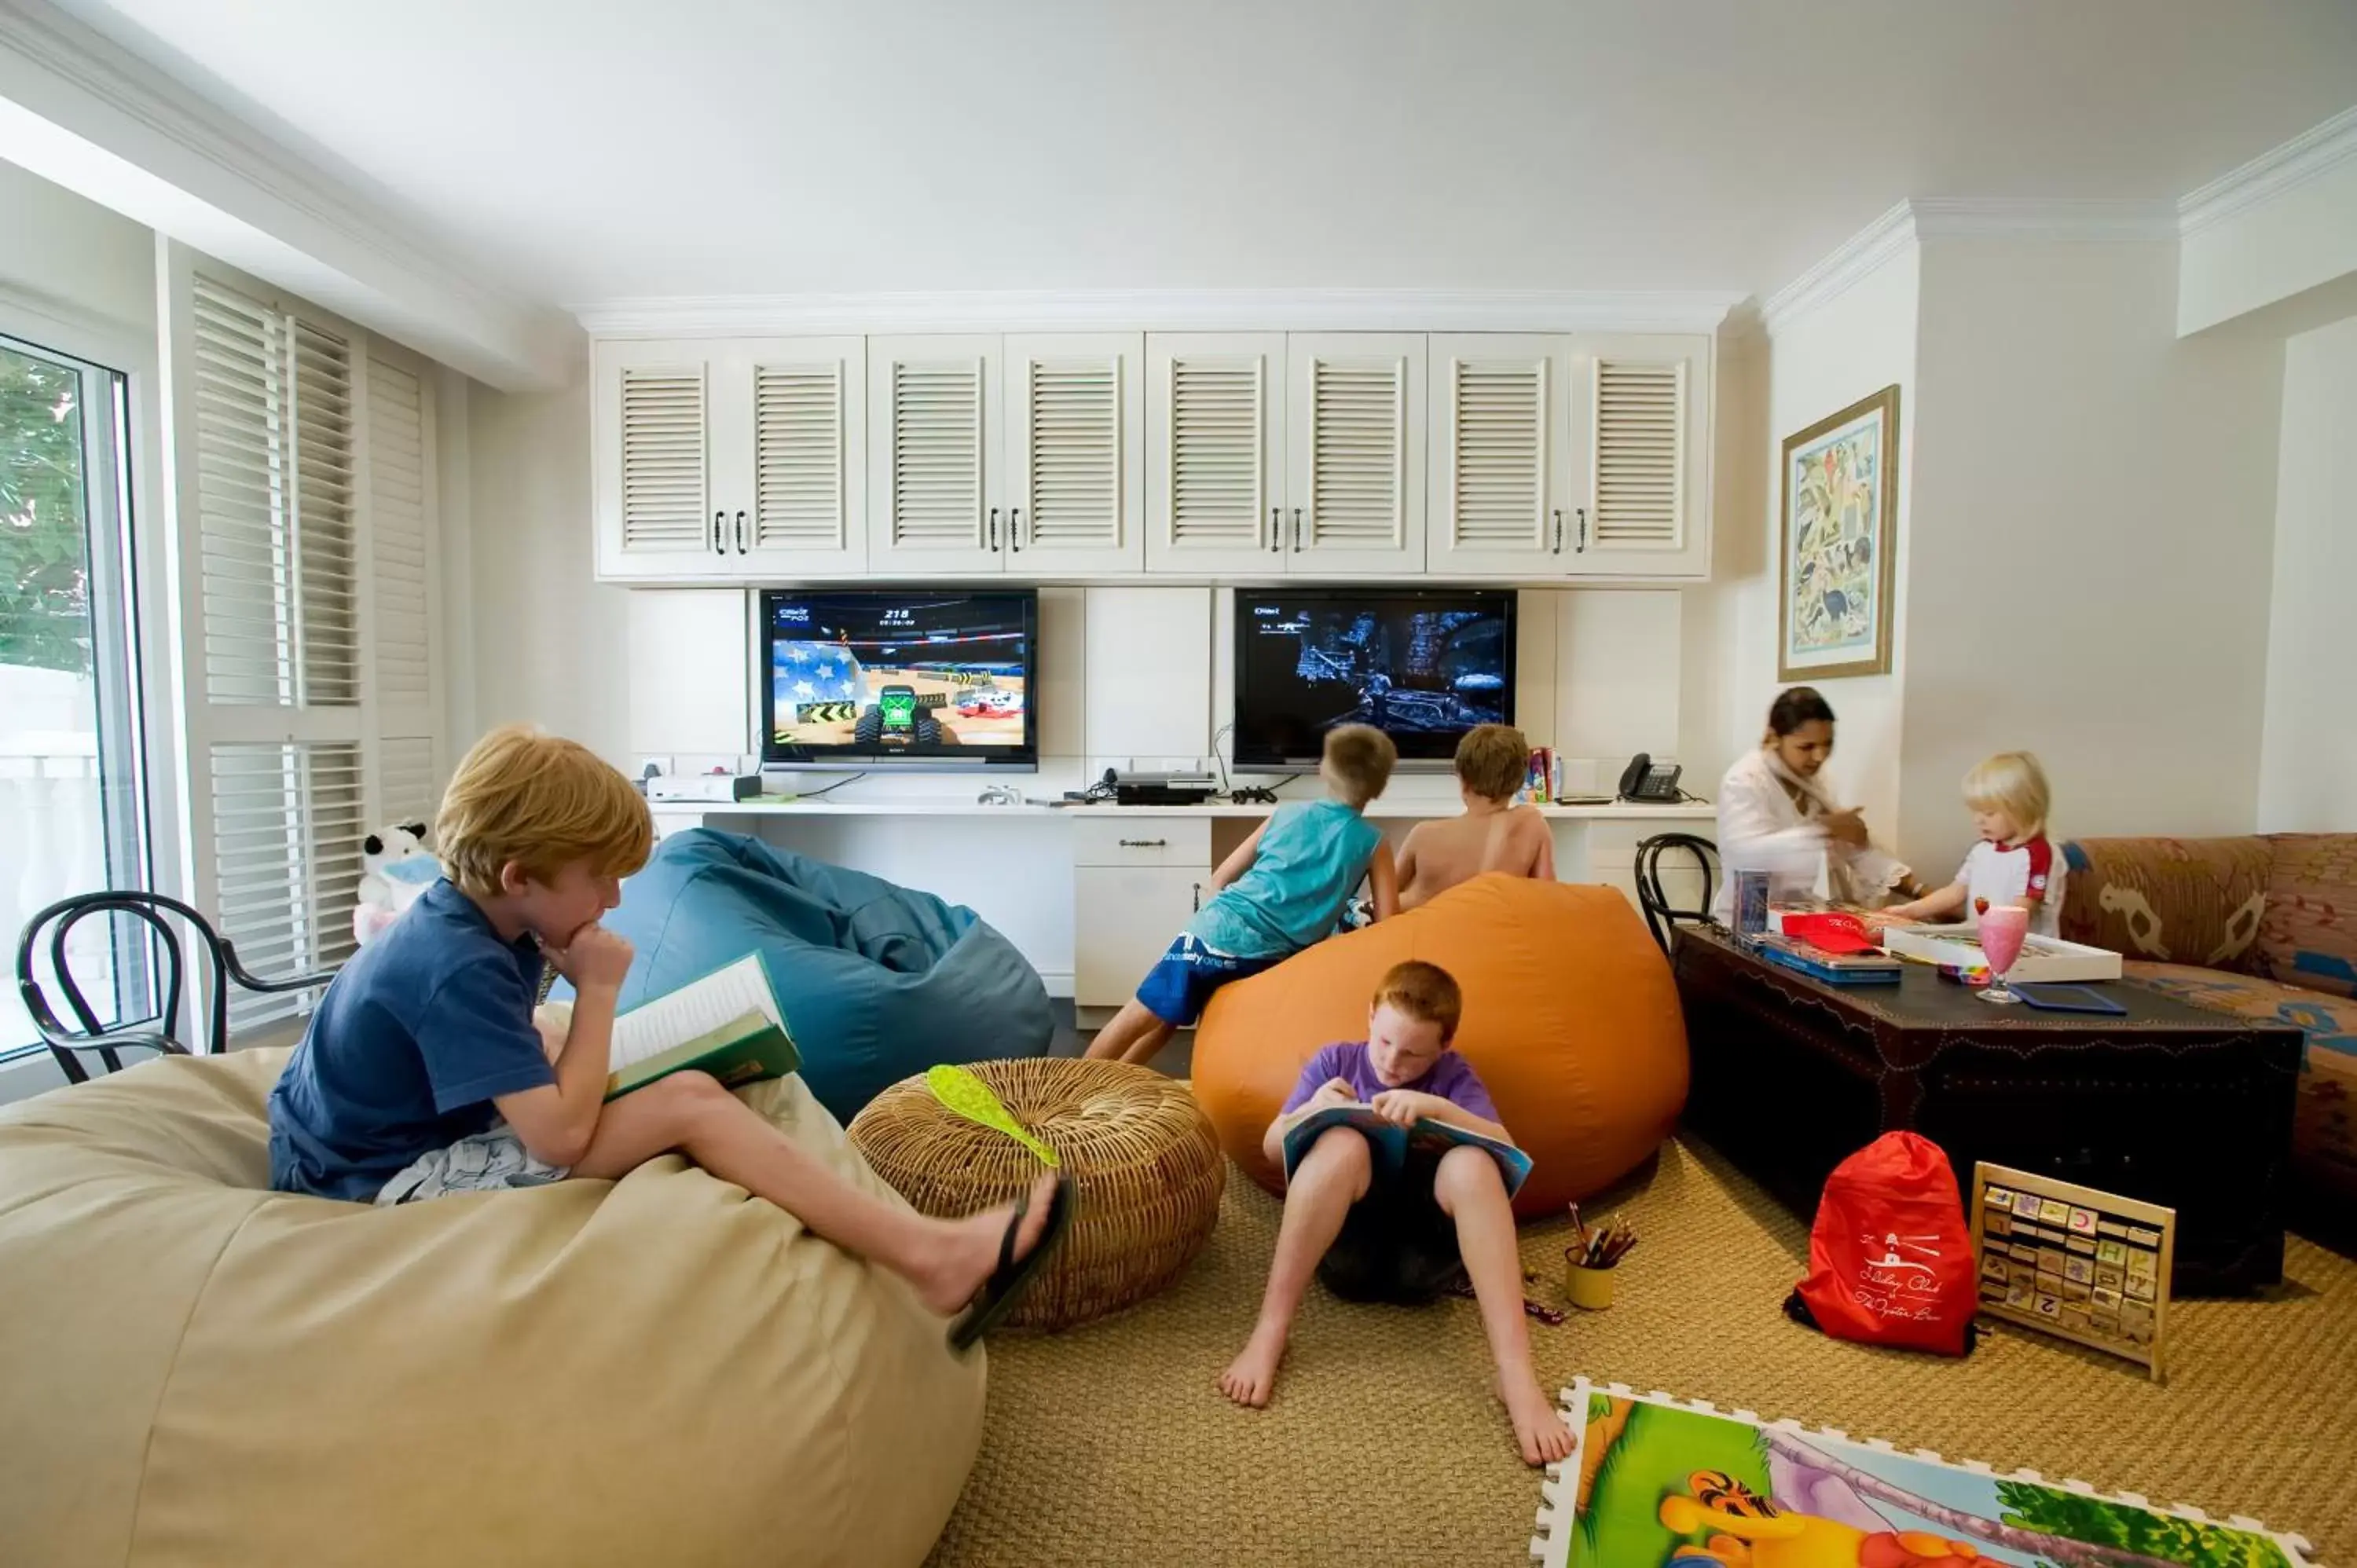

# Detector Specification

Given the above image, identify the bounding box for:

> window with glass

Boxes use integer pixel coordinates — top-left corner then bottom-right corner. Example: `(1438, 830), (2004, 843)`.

(1, 330), (149, 1054)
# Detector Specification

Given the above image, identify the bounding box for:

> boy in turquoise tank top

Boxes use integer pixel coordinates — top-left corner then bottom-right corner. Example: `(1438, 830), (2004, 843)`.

(1084, 724), (1398, 1067)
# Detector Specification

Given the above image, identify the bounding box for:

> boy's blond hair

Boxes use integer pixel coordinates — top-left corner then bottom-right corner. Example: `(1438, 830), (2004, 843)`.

(1963, 751), (2051, 839)
(1373, 959), (1463, 1042)
(1454, 724), (1530, 803)
(1321, 724), (1398, 809)
(435, 725), (653, 898)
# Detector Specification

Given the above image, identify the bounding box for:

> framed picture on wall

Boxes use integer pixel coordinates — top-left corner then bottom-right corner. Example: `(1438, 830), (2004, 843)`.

(1779, 384), (1900, 680)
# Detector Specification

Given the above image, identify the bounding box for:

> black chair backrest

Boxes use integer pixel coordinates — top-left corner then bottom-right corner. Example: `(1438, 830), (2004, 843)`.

(14, 891), (336, 1085)
(1633, 833), (1720, 954)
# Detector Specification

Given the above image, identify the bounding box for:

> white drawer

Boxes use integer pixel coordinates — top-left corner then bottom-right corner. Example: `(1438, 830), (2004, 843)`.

(1074, 866), (1208, 1006)
(1072, 816), (1211, 868)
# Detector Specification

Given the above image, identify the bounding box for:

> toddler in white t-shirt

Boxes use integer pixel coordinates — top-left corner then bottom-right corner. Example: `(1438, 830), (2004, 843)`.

(1882, 752), (2066, 936)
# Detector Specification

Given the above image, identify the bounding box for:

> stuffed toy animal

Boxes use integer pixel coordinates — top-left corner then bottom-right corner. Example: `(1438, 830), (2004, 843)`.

(354, 822), (441, 947)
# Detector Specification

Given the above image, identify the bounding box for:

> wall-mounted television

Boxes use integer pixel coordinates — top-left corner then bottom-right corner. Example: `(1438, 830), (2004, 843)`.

(1231, 587), (1516, 770)
(759, 588), (1039, 771)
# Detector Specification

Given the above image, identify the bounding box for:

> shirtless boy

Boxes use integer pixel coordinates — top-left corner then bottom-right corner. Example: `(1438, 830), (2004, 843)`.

(1395, 725), (1554, 910)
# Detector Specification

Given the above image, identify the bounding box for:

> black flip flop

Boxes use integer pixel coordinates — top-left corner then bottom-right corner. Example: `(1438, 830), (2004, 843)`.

(948, 1173), (1074, 1353)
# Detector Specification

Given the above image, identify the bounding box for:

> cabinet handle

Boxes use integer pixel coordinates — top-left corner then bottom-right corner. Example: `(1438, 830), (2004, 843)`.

(1576, 506), (1589, 553)
(1552, 508), (1564, 553)
(1118, 837), (1168, 848)
(1291, 507), (1303, 551)
(988, 507), (1000, 551)
(713, 510), (727, 555)
(1010, 507), (1023, 553)
(735, 510), (748, 553)
(1270, 507), (1281, 552)
(1192, 881), (1202, 912)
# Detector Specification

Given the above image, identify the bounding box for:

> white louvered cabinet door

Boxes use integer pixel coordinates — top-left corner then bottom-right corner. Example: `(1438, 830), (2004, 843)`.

(866, 335), (1006, 573)
(1425, 333), (1585, 577)
(1145, 333), (1285, 574)
(1569, 334), (1711, 580)
(1004, 333), (1143, 573)
(706, 337), (867, 576)
(593, 339), (718, 579)
(1284, 333), (1426, 576)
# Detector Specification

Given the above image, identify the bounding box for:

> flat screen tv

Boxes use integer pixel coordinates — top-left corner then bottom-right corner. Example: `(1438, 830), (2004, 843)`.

(759, 588), (1039, 770)
(1231, 587), (1516, 770)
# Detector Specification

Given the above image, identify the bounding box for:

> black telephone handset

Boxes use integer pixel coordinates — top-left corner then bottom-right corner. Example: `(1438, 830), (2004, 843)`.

(1618, 753), (1684, 804)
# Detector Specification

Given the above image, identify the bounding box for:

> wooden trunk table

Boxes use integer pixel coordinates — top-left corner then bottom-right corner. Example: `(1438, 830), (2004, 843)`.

(1672, 927), (2301, 1293)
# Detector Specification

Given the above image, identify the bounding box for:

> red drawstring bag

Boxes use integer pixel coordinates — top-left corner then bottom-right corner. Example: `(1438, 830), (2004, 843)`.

(1784, 1132), (1978, 1355)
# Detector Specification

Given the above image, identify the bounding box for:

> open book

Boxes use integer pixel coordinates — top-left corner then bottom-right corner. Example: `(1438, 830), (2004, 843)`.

(1278, 1102), (1532, 1199)
(603, 953), (801, 1101)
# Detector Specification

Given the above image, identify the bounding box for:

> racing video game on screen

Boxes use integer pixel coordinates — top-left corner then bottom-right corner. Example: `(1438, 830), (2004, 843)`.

(1243, 599), (1507, 741)
(769, 596), (1027, 752)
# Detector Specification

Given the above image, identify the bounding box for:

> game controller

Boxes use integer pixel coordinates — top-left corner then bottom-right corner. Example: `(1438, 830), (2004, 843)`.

(1229, 786), (1277, 805)
(976, 785), (1023, 806)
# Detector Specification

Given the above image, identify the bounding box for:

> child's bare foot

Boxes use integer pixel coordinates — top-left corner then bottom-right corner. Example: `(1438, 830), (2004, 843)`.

(1217, 1321), (1290, 1408)
(911, 1173), (1061, 1317)
(1501, 1372), (1574, 1466)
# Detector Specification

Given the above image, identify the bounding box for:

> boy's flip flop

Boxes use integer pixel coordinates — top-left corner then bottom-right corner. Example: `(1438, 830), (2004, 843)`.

(948, 1173), (1074, 1353)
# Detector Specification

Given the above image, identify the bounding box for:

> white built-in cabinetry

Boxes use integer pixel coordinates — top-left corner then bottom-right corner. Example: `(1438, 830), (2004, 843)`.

(594, 328), (1710, 584)
(1070, 818), (1213, 1009)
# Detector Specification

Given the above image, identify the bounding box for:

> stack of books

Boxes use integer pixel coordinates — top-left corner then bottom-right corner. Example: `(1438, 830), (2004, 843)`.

(1753, 932), (1903, 985)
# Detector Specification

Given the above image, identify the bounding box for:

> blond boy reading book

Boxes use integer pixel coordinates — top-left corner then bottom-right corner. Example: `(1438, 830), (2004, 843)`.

(266, 724), (1065, 1349)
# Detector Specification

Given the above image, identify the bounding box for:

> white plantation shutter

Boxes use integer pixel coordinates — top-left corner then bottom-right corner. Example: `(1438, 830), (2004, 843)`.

(885, 358), (984, 548)
(753, 362), (845, 550)
(167, 254), (443, 1039)
(1592, 358), (1684, 548)
(1305, 355), (1406, 548)
(208, 742), (366, 1030)
(1021, 356), (1120, 548)
(1447, 358), (1549, 550)
(1165, 357), (1265, 548)
(618, 365), (708, 551)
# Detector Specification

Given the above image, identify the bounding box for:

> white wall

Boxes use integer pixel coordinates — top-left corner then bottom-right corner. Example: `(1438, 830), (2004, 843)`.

(2257, 312), (2357, 831)
(1721, 242), (1921, 843)
(1900, 238), (2283, 875)
(2180, 141), (2357, 336)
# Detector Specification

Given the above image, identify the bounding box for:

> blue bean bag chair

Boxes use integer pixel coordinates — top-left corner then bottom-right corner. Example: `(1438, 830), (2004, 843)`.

(584, 830), (1054, 1123)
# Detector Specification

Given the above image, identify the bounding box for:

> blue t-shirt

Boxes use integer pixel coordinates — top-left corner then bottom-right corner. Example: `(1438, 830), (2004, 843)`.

(1187, 799), (1382, 959)
(268, 879), (558, 1202)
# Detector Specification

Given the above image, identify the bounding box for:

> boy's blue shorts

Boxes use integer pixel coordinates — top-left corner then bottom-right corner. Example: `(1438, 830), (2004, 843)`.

(1135, 933), (1285, 1027)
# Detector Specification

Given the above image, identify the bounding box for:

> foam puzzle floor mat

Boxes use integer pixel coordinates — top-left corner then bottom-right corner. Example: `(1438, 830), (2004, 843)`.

(1534, 1379), (2316, 1567)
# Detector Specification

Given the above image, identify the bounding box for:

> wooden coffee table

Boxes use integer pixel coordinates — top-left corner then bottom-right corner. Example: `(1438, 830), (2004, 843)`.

(1672, 927), (2301, 1293)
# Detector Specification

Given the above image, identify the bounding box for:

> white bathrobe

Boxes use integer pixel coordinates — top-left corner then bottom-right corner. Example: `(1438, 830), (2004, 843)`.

(1710, 746), (1912, 921)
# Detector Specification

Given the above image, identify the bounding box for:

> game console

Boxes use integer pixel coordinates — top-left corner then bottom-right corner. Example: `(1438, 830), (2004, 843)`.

(1109, 768), (1219, 806)
(647, 773), (762, 804)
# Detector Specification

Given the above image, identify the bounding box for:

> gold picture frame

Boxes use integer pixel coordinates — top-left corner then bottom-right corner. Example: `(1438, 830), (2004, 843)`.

(1969, 1161), (2175, 1381)
(1779, 384), (1900, 681)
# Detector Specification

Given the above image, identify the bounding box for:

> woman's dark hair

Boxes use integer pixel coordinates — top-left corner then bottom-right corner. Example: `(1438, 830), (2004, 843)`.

(1766, 686), (1837, 738)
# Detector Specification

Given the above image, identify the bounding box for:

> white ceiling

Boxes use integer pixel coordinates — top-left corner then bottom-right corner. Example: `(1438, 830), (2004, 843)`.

(42, 0), (2357, 312)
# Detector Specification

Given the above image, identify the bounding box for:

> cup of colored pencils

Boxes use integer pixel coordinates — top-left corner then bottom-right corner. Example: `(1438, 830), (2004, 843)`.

(1563, 1204), (1638, 1312)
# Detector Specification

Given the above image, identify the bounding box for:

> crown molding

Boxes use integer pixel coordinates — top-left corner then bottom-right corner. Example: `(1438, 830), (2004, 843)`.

(1758, 202), (1917, 335)
(0, 0), (577, 389)
(568, 287), (1749, 339)
(2180, 105), (2357, 236)
(1908, 196), (2176, 240)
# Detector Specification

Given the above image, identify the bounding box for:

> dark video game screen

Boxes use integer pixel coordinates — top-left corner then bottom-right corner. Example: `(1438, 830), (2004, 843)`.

(1231, 588), (1515, 768)
(761, 590), (1037, 766)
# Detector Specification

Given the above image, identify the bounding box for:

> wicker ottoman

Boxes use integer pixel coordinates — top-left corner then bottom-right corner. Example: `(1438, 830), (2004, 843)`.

(849, 1058), (1225, 1331)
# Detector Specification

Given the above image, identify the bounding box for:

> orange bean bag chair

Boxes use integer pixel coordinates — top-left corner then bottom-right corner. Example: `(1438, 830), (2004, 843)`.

(1191, 874), (1688, 1219)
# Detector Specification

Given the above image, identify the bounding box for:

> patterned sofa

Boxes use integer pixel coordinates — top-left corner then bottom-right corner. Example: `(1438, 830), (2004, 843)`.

(2061, 835), (2355, 1207)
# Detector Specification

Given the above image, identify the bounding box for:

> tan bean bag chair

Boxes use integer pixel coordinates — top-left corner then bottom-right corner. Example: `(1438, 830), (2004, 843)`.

(0, 1048), (985, 1567)
(1192, 874), (1690, 1219)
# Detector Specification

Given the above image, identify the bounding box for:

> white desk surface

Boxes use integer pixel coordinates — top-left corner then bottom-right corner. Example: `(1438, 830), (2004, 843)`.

(650, 797), (1717, 822)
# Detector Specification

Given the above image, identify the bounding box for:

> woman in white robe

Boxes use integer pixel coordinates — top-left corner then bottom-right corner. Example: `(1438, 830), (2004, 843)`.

(1711, 687), (1913, 921)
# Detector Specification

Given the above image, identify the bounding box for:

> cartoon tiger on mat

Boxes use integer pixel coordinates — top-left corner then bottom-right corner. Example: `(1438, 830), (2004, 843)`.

(1661, 1470), (1982, 1567)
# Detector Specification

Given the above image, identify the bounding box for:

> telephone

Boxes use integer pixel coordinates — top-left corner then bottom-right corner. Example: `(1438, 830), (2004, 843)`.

(1618, 753), (1684, 804)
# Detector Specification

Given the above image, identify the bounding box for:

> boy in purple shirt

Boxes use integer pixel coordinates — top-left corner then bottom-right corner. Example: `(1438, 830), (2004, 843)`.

(1216, 960), (1574, 1466)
